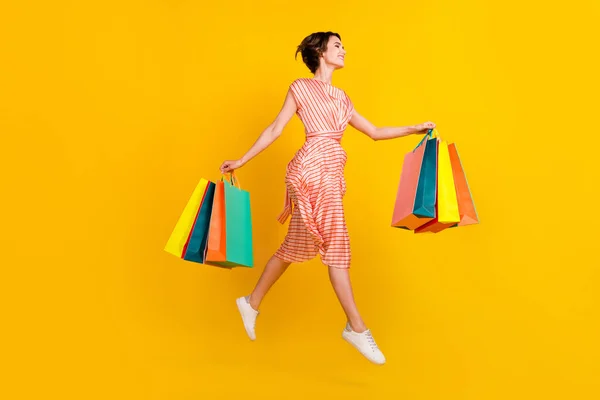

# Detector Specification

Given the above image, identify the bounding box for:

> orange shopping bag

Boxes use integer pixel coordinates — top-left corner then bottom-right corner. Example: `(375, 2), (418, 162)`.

(204, 178), (227, 263)
(448, 143), (479, 226)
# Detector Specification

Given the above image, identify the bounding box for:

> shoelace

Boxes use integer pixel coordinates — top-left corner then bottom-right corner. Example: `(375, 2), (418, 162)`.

(364, 331), (379, 350)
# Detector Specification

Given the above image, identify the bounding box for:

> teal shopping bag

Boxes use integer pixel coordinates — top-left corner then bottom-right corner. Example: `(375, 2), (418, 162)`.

(413, 135), (438, 218)
(182, 181), (216, 263)
(204, 173), (254, 268)
(223, 177), (253, 268)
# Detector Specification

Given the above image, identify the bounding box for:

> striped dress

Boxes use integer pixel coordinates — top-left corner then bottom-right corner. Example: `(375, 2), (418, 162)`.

(274, 78), (354, 269)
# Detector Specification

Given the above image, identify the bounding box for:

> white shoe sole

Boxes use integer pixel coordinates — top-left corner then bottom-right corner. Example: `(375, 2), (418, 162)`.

(236, 297), (256, 341)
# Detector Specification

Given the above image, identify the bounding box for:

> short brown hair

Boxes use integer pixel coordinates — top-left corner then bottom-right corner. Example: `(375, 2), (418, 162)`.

(295, 31), (341, 74)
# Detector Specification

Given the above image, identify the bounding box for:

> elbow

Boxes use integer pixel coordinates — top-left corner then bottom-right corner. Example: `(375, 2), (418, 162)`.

(369, 127), (380, 141)
(270, 127), (283, 140)
(268, 123), (282, 140)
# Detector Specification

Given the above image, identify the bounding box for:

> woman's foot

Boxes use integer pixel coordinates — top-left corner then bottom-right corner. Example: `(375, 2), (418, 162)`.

(236, 296), (259, 340)
(342, 322), (386, 365)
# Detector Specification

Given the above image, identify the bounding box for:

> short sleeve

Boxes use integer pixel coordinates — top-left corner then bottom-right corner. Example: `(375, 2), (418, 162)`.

(345, 91), (354, 118)
(288, 79), (303, 110)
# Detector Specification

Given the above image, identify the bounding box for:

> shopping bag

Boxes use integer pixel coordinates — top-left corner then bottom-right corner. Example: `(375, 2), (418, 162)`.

(204, 178), (227, 264)
(205, 173), (254, 268)
(164, 178), (211, 258)
(391, 133), (432, 230)
(223, 175), (253, 267)
(412, 134), (439, 219)
(182, 181), (216, 263)
(415, 138), (460, 233)
(448, 143), (479, 226)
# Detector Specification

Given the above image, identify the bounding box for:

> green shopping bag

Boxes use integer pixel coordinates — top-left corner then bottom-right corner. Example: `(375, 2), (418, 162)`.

(205, 173), (254, 268)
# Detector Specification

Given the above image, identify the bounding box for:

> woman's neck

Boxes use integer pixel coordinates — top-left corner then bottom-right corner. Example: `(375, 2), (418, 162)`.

(313, 67), (334, 84)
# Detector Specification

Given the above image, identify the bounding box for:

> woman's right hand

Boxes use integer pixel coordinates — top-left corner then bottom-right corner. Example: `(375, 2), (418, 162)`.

(220, 159), (244, 174)
(416, 121), (436, 134)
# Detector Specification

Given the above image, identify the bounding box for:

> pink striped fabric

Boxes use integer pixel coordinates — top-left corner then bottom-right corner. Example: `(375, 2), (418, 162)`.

(274, 78), (354, 268)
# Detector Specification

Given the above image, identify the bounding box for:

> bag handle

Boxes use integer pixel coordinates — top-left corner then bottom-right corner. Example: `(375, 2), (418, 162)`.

(412, 128), (440, 151)
(221, 171), (241, 189)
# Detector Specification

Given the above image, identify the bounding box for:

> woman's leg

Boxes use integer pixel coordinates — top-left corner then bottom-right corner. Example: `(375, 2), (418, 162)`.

(236, 254), (291, 340)
(329, 265), (386, 364)
(247, 254), (291, 310)
(328, 266), (367, 332)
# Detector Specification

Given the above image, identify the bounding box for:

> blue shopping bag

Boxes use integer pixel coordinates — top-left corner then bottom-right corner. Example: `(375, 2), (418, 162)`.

(412, 134), (438, 219)
(182, 181), (216, 263)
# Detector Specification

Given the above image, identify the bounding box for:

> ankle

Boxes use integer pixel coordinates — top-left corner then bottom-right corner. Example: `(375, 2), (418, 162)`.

(248, 294), (260, 311)
(348, 320), (367, 333)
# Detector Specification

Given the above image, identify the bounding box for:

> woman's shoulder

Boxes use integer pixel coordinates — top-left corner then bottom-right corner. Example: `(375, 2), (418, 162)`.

(289, 77), (311, 88)
(289, 77), (350, 97)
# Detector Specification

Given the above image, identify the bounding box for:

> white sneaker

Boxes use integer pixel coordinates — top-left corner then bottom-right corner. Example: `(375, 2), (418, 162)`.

(236, 296), (259, 340)
(342, 322), (386, 365)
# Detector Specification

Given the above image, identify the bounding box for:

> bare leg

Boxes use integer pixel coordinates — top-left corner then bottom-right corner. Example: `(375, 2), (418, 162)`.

(328, 267), (367, 332)
(248, 255), (291, 310)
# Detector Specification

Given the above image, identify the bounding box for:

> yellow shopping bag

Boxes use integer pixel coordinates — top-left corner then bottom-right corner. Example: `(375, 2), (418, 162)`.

(416, 132), (460, 233)
(164, 178), (210, 257)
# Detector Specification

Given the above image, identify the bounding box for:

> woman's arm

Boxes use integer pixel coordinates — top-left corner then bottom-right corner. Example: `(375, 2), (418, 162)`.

(349, 110), (435, 141)
(220, 89), (297, 173)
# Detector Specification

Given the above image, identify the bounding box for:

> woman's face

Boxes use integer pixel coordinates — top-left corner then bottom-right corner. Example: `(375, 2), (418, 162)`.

(321, 35), (346, 69)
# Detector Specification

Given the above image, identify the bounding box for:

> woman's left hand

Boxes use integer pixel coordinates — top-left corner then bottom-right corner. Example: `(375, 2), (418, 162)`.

(220, 159), (244, 174)
(416, 121), (436, 133)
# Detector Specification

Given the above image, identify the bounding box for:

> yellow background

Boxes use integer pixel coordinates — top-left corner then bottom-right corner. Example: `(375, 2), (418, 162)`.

(1, 1), (599, 399)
